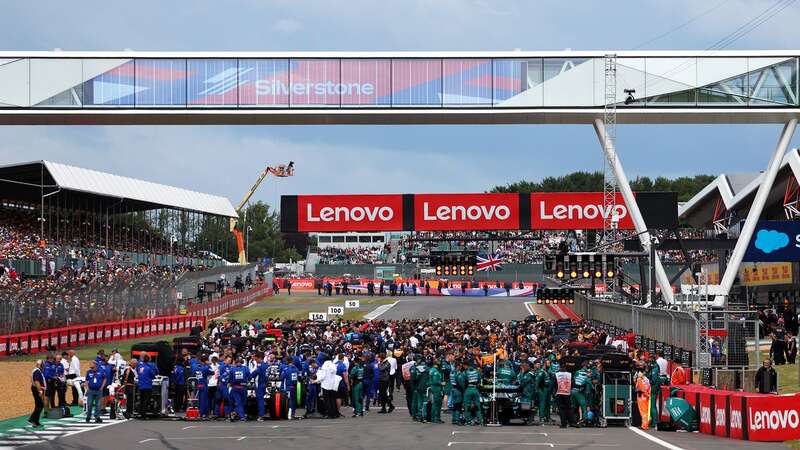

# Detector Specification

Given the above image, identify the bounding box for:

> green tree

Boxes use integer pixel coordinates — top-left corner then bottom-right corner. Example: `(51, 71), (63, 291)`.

(238, 201), (302, 263)
(491, 171), (714, 202)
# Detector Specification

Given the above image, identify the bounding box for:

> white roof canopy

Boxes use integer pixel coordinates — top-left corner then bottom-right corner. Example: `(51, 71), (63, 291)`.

(1, 160), (237, 217)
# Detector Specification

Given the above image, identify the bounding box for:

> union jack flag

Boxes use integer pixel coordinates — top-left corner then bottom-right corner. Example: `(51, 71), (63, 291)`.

(476, 253), (504, 272)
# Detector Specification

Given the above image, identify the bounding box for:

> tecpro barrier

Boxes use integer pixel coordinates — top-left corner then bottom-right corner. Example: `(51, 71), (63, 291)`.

(659, 384), (800, 442)
(0, 315), (205, 358)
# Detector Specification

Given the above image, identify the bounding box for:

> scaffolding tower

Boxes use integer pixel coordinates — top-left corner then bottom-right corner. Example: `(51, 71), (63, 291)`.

(602, 54), (619, 247)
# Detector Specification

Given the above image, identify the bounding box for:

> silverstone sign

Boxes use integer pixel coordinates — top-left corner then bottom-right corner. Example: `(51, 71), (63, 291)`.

(281, 192), (676, 232)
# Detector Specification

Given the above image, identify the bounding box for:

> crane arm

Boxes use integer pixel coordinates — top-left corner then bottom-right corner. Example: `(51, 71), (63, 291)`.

(234, 162), (294, 213)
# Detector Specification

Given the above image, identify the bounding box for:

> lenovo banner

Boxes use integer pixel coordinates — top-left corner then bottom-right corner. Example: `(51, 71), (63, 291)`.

(414, 193), (521, 231)
(532, 192), (633, 230)
(285, 194), (407, 232)
(282, 192), (676, 232)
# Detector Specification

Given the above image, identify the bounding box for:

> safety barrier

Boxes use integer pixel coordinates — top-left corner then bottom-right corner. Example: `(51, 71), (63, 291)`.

(185, 283), (272, 318)
(0, 315), (205, 358)
(0, 283), (273, 358)
(573, 292), (698, 351)
(659, 384), (800, 442)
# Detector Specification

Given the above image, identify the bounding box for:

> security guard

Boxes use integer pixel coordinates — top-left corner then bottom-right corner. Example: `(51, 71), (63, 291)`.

(280, 356), (300, 420)
(517, 361), (536, 424)
(536, 359), (554, 424)
(450, 359), (465, 425)
(349, 356), (365, 417)
(571, 360), (592, 423)
(410, 355), (429, 422)
(228, 358), (250, 421)
(462, 361), (483, 426)
(426, 357), (444, 424)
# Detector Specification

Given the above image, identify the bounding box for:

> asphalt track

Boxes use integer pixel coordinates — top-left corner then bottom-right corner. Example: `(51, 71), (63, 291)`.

(18, 296), (784, 450)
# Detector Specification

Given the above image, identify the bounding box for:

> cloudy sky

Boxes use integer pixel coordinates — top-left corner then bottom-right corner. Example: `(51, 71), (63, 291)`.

(1, 0), (799, 209)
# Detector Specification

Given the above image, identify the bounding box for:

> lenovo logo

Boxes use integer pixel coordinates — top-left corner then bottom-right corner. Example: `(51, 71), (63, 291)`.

(414, 193), (519, 231)
(749, 408), (800, 430)
(538, 201), (627, 222)
(296, 194), (404, 232)
(306, 204), (394, 222)
(531, 192), (634, 230)
(422, 202), (511, 221)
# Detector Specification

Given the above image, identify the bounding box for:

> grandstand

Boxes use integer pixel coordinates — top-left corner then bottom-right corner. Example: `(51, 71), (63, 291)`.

(0, 160), (255, 334)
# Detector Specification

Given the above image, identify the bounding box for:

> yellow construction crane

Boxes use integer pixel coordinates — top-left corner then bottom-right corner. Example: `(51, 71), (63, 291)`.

(230, 161), (294, 264)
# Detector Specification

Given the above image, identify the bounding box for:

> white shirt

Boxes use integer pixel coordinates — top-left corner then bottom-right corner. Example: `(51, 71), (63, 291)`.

(319, 360), (339, 391)
(68, 355), (80, 376)
(208, 363), (219, 387)
(387, 356), (397, 375)
(656, 357), (669, 377)
(409, 336), (419, 348)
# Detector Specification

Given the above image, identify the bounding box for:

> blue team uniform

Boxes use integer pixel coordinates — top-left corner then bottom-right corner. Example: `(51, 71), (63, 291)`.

(280, 365), (300, 413)
(228, 365), (250, 420)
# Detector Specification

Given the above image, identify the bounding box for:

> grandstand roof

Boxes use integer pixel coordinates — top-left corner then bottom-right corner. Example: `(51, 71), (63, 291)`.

(0, 160), (237, 217)
(679, 148), (800, 227)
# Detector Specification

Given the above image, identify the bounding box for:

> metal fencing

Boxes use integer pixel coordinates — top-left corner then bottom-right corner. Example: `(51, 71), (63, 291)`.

(573, 292), (698, 352)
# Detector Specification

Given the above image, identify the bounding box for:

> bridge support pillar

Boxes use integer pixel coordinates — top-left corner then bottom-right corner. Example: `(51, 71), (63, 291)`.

(593, 119), (674, 306)
(717, 119), (797, 306)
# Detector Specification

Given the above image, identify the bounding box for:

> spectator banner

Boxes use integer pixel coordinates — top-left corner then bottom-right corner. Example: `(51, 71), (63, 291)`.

(282, 192), (676, 232)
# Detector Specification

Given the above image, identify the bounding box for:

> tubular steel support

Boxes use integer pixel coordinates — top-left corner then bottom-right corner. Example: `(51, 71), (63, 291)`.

(718, 119), (798, 304)
(593, 119), (675, 305)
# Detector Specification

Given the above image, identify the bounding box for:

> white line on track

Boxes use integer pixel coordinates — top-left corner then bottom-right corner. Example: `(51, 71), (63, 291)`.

(138, 436), (308, 443)
(447, 443), (619, 448)
(524, 302), (535, 316)
(364, 301), (398, 319)
(627, 427), (685, 450)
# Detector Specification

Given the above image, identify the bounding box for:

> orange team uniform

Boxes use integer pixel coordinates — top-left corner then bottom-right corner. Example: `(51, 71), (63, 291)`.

(635, 374), (652, 430)
(670, 366), (687, 385)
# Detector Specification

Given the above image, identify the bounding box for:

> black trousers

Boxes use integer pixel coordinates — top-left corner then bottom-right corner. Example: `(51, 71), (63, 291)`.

(66, 374), (79, 404)
(173, 385), (186, 412)
(323, 389), (338, 418)
(125, 386), (136, 418)
(556, 394), (575, 427)
(378, 380), (393, 410)
(29, 386), (44, 425)
(56, 381), (67, 408)
(46, 381), (56, 408)
(138, 388), (152, 417)
(403, 381), (413, 415)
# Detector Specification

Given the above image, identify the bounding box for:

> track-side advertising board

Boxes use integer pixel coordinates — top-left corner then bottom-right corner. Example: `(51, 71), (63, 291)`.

(281, 192), (677, 232)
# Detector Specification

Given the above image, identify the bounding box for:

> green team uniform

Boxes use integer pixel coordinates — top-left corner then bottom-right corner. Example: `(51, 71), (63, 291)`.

(535, 368), (553, 422)
(427, 366), (444, 423)
(496, 361), (516, 384)
(648, 365), (661, 428)
(349, 363), (364, 415)
(411, 363), (429, 421)
(571, 368), (592, 421)
(442, 360), (453, 397)
(462, 367), (483, 425)
(451, 367), (464, 424)
(517, 369), (536, 424)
